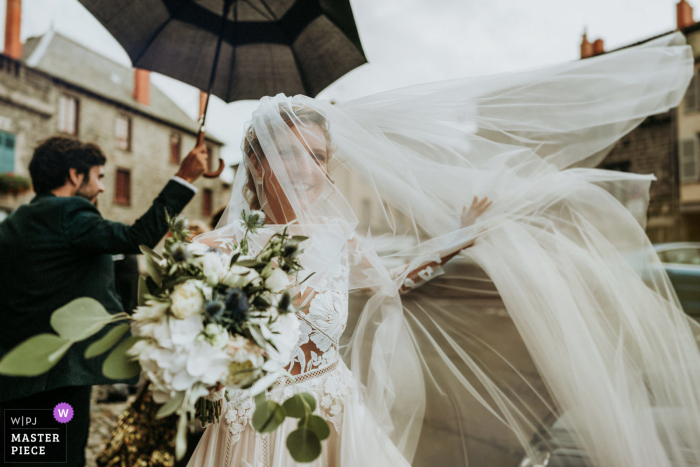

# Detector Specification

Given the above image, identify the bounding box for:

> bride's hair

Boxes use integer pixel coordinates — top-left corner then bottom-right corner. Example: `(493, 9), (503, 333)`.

(242, 105), (335, 210)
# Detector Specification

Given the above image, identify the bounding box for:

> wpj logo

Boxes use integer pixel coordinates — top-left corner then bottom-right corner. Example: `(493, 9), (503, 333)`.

(3, 407), (68, 463)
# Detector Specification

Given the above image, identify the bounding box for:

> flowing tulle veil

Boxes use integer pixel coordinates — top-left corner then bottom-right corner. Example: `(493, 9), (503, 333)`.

(202, 32), (700, 466)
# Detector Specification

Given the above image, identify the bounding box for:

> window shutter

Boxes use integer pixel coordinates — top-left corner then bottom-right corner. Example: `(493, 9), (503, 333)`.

(679, 136), (700, 182)
(115, 169), (131, 205)
(170, 133), (181, 164)
(686, 72), (698, 113)
(202, 188), (213, 216)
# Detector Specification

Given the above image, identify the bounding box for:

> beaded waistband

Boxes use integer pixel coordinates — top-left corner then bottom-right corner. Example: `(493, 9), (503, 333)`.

(273, 360), (339, 388)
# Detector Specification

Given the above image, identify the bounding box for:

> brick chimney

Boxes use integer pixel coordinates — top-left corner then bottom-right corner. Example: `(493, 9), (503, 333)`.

(4, 0), (22, 60)
(593, 39), (605, 55)
(133, 68), (150, 106)
(678, 0), (695, 29)
(581, 31), (594, 59)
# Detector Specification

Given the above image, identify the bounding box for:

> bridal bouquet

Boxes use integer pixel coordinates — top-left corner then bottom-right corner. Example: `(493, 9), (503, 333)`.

(0, 210), (329, 462)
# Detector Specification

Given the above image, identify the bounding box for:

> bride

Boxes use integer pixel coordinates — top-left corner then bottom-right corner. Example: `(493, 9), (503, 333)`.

(188, 32), (700, 467)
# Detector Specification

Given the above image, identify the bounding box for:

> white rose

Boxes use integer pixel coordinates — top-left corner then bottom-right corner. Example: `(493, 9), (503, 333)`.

(170, 280), (205, 319)
(201, 252), (227, 286)
(220, 265), (260, 288)
(265, 268), (290, 293)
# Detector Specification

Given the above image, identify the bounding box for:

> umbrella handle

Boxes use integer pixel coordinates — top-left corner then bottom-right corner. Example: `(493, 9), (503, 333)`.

(198, 128), (225, 179)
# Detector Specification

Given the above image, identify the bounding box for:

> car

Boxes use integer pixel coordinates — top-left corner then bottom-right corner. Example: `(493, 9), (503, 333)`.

(517, 406), (698, 467)
(654, 243), (700, 316)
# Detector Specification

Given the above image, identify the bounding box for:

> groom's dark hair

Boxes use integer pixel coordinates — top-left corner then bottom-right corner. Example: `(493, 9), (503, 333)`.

(29, 136), (107, 194)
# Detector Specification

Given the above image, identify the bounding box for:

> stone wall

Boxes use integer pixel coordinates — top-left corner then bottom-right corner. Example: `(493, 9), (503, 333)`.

(0, 55), (230, 228)
(599, 111), (699, 242)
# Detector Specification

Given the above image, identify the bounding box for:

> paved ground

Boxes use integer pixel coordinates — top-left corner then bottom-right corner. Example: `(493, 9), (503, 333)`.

(86, 386), (134, 466)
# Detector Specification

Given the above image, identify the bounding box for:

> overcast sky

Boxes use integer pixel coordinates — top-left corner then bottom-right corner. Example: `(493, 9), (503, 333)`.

(0, 0), (684, 177)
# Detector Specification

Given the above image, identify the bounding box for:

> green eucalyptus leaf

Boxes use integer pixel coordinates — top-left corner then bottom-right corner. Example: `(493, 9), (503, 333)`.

(85, 324), (130, 359)
(137, 276), (149, 307)
(282, 393), (316, 418)
(229, 253), (241, 267)
(0, 334), (71, 376)
(291, 235), (309, 243)
(286, 427), (321, 462)
(253, 392), (267, 407)
(156, 390), (186, 419)
(50, 298), (112, 341)
(299, 415), (330, 440)
(144, 254), (163, 287)
(102, 336), (141, 380)
(139, 245), (163, 261)
(252, 401), (286, 433)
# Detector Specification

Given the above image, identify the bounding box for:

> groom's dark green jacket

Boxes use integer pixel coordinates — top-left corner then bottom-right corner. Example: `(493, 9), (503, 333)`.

(0, 180), (195, 402)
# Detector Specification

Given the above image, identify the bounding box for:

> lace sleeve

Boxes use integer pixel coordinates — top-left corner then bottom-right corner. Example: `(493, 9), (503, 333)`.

(348, 234), (444, 293)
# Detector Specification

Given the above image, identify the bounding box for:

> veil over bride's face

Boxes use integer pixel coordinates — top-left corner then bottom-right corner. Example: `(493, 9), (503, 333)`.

(246, 116), (332, 224)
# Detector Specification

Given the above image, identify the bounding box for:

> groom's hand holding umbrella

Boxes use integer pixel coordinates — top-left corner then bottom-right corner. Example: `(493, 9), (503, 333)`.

(176, 140), (210, 184)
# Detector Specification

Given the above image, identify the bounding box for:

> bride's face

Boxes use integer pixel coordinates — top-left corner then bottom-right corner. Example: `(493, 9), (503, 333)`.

(256, 123), (330, 222)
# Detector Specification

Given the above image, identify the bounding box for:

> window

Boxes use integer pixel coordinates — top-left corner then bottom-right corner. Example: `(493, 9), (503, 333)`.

(0, 131), (16, 174)
(202, 188), (213, 217)
(115, 114), (132, 151)
(58, 94), (79, 135)
(679, 136), (700, 182)
(170, 133), (181, 164)
(115, 169), (131, 206)
(659, 248), (700, 265)
(361, 199), (371, 228)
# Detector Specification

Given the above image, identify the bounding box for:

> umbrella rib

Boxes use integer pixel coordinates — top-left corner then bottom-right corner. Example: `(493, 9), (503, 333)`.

(241, 0), (275, 22)
(256, 0), (279, 21)
(132, 16), (174, 66)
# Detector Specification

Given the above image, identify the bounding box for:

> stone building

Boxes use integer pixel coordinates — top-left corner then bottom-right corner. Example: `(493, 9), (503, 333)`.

(0, 0), (229, 226)
(581, 0), (700, 242)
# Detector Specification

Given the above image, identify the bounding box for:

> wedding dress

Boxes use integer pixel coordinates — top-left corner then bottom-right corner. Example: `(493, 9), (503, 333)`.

(189, 32), (700, 467)
(188, 227), (413, 467)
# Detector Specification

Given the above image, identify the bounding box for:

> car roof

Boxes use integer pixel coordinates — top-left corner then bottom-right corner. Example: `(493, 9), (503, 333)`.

(653, 242), (700, 252)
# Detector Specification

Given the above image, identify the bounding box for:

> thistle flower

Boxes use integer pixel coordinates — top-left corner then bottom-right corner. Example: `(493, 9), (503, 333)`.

(206, 300), (226, 322)
(282, 239), (299, 258)
(242, 209), (266, 233)
(169, 242), (191, 262)
(278, 291), (292, 313)
(225, 288), (250, 325)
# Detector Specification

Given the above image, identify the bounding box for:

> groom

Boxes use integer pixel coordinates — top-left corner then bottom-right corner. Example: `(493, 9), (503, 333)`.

(0, 136), (209, 466)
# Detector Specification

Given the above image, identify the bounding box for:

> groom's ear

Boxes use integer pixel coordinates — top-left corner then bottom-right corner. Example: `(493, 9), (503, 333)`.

(67, 168), (85, 188)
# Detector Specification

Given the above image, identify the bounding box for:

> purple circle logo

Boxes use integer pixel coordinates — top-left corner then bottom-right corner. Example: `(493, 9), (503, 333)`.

(53, 402), (73, 423)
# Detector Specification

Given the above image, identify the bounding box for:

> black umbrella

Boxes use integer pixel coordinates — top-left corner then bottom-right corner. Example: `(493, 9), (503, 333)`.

(79, 0), (367, 177)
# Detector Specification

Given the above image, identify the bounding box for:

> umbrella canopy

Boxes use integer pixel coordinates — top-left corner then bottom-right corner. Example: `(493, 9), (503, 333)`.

(78, 0), (367, 102)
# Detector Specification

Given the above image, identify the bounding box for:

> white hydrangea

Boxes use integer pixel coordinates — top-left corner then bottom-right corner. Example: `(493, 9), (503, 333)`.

(200, 252), (228, 286)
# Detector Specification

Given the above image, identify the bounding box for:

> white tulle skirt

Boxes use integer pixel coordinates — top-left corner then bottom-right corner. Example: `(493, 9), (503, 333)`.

(186, 360), (411, 467)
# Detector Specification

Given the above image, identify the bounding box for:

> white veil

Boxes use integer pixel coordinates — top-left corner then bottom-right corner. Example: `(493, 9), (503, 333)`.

(204, 32), (700, 467)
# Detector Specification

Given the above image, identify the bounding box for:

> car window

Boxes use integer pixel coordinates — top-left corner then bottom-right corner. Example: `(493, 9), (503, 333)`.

(660, 248), (700, 265)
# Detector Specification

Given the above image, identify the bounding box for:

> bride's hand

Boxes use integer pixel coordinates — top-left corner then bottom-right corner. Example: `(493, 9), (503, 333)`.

(461, 196), (492, 229)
